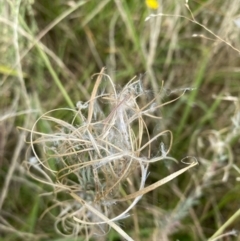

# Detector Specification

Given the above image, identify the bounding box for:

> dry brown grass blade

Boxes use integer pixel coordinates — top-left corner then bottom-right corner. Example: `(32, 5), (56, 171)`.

(116, 158), (198, 202)
(70, 192), (134, 241)
(87, 67), (106, 123)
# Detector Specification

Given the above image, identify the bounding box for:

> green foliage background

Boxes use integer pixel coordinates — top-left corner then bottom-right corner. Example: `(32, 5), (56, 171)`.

(1, 0), (240, 240)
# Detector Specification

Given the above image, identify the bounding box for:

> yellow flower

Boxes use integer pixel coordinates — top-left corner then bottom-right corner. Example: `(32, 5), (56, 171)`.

(145, 0), (159, 10)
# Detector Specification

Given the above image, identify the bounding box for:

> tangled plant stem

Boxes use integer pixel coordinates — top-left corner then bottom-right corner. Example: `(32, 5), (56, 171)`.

(26, 68), (197, 240)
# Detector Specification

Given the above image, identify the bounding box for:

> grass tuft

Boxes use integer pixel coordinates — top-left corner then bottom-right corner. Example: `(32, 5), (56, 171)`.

(25, 68), (196, 240)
